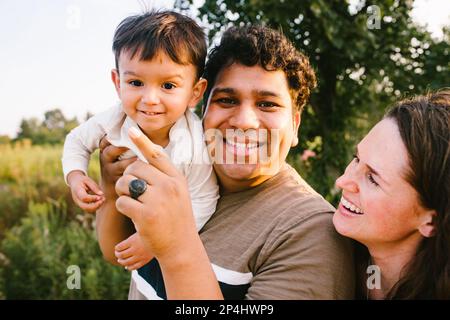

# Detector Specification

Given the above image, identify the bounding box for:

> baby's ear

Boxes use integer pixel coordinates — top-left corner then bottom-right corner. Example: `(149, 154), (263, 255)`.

(418, 209), (437, 238)
(111, 69), (121, 98)
(189, 78), (207, 107)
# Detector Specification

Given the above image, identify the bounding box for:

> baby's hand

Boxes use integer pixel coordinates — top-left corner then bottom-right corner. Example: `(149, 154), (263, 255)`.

(67, 170), (105, 213)
(115, 232), (154, 271)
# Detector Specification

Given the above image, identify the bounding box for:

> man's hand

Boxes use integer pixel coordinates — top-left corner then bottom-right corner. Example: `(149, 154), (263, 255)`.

(115, 128), (198, 264)
(115, 232), (154, 271)
(99, 137), (137, 196)
(67, 170), (105, 213)
(114, 127), (222, 299)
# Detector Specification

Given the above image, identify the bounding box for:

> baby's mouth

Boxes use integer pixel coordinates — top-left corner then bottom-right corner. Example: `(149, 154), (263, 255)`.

(140, 111), (165, 116)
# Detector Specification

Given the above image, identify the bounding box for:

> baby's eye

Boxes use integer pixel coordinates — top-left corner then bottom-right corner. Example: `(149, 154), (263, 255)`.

(128, 80), (143, 87)
(162, 82), (176, 90)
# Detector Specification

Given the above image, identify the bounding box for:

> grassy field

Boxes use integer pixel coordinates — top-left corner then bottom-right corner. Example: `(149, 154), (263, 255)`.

(0, 141), (129, 299)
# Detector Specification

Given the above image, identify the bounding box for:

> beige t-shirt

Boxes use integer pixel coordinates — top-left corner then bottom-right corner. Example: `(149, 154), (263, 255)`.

(129, 163), (355, 299)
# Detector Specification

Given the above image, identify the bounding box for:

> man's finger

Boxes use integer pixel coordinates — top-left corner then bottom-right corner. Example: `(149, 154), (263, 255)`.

(99, 135), (111, 152)
(115, 174), (140, 197)
(115, 195), (142, 221)
(123, 160), (165, 185)
(128, 127), (180, 177)
(102, 144), (130, 163)
(117, 156), (138, 172)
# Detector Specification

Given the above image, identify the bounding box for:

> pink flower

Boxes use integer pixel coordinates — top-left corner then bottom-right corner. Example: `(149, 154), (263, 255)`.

(301, 149), (316, 161)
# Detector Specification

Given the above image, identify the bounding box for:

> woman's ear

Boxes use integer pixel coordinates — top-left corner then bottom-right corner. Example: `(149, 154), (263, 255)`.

(189, 78), (208, 108)
(111, 69), (121, 98)
(418, 209), (437, 238)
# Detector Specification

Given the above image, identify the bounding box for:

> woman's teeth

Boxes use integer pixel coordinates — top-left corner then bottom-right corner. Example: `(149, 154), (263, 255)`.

(341, 197), (364, 214)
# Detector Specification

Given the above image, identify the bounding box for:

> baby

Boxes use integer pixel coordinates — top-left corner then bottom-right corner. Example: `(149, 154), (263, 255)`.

(61, 11), (218, 289)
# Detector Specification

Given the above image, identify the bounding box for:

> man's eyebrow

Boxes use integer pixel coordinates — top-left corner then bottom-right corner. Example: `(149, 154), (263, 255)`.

(211, 87), (236, 95)
(356, 146), (389, 185)
(255, 90), (281, 98)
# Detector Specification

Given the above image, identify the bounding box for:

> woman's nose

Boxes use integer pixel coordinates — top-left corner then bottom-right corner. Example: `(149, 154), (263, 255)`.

(335, 169), (359, 194)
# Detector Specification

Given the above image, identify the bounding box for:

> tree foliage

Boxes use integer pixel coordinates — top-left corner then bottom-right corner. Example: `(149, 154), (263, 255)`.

(176, 0), (449, 201)
(16, 109), (79, 145)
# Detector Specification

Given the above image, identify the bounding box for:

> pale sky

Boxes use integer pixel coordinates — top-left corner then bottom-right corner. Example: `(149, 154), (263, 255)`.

(0, 0), (448, 137)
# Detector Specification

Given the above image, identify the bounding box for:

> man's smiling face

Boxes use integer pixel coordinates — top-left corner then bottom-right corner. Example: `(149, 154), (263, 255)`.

(203, 63), (301, 192)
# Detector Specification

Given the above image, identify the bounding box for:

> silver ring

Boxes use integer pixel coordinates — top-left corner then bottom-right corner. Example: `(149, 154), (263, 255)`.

(129, 178), (147, 200)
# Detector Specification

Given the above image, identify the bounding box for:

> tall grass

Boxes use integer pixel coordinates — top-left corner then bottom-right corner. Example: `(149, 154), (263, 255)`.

(0, 142), (129, 299)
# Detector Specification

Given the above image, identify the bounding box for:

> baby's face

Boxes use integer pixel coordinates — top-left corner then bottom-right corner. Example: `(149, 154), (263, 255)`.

(112, 50), (203, 146)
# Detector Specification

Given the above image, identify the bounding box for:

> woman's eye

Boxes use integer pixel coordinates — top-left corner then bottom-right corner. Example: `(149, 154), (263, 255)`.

(128, 80), (143, 87)
(353, 154), (360, 163)
(162, 82), (175, 90)
(368, 173), (379, 186)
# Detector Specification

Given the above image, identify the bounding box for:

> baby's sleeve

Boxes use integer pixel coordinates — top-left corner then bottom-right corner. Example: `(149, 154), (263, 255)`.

(186, 160), (220, 231)
(171, 109), (219, 230)
(61, 113), (108, 184)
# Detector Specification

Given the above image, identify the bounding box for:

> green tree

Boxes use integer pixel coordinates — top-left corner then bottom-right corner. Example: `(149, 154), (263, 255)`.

(16, 109), (79, 145)
(176, 0), (449, 201)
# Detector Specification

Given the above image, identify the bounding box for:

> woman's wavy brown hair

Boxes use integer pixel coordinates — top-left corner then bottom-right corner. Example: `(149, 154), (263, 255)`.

(383, 89), (450, 299)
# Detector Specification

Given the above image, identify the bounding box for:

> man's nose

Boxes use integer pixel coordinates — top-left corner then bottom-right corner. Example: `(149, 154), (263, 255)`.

(228, 103), (259, 130)
(141, 87), (160, 105)
(335, 167), (359, 194)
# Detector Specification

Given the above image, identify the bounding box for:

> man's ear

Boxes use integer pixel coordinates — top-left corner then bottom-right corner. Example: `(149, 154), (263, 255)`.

(111, 69), (121, 98)
(418, 209), (437, 238)
(291, 111), (301, 147)
(189, 78), (207, 108)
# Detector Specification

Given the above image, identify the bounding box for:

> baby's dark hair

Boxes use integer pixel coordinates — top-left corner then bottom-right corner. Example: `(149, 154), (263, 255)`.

(203, 25), (316, 114)
(112, 10), (207, 79)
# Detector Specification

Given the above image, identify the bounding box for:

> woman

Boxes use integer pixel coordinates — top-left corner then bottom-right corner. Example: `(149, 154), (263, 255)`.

(333, 89), (449, 299)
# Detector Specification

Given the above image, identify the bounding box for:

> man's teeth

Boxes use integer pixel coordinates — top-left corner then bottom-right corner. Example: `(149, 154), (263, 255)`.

(226, 140), (259, 149)
(341, 197), (364, 214)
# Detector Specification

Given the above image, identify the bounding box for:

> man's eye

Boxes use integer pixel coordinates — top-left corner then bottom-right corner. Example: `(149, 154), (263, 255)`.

(216, 98), (236, 105)
(162, 82), (175, 90)
(128, 80), (143, 87)
(258, 101), (277, 108)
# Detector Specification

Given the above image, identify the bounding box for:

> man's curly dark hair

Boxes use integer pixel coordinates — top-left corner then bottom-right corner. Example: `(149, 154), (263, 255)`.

(202, 25), (317, 115)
